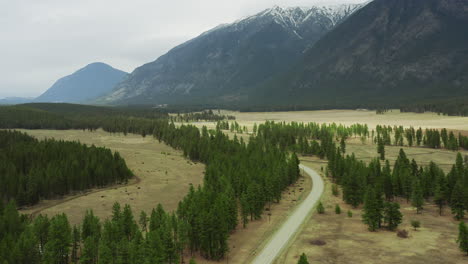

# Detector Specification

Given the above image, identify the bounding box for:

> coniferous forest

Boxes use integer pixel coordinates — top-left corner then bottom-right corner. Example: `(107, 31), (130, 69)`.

(0, 130), (133, 206)
(1, 104), (467, 262)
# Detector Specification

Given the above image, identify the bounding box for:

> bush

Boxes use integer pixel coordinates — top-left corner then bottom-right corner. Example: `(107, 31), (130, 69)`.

(317, 201), (325, 214)
(347, 210), (353, 218)
(411, 220), (421, 231)
(335, 204), (341, 214)
(397, 229), (409, 238)
(332, 184), (339, 196)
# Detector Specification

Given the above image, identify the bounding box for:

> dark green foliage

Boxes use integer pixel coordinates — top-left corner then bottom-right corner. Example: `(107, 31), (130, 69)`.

(317, 202), (325, 214)
(297, 253), (309, 264)
(411, 179), (424, 214)
(383, 202), (403, 231)
(458, 221), (468, 255)
(347, 210), (353, 218)
(362, 187), (383, 231)
(411, 220), (421, 231)
(335, 204), (341, 214)
(0, 130), (133, 206)
(332, 184), (339, 196)
(451, 182), (466, 220)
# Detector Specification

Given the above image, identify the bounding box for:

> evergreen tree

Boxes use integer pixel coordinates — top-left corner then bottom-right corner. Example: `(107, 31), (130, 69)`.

(362, 188), (382, 231)
(43, 214), (71, 264)
(411, 179), (424, 214)
(434, 184), (446, 216)
(139, 211), (148, 232)
(457, 221), (468, 256)
(383, 202), (402, 231)
(451, 182), (466, 220)
(297, 253), (309, 264)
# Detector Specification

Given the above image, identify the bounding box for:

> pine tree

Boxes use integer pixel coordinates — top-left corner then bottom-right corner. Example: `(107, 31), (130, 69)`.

(340, 137), (346, 154)
(377, 138), (385, 161)
(139, 211), (148, 232)
(362, 188), (382, 231)
(434, 184), (446, 216)
(451, 181), (465, 220)
(71, 225), (81, 264)
(411, 179), (424, 214)
(297, 253), (309, 264)
(43, 214), (72, 264)
(457, 221), (468, 256)
(383, 202), (402, 231)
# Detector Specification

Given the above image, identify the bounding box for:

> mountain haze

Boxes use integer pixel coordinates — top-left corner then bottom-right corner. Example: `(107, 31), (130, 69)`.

(35, 62), (127, 103)
(102, 4), (364, 105)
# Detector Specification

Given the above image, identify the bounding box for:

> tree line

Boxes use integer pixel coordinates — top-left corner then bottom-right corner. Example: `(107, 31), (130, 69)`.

(0, 201), (201, 264)
(375, 125), (468, 151)
(0, 130), (133, 207)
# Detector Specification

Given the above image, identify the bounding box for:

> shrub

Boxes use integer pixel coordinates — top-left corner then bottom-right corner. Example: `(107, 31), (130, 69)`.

(397, 229), (409, 238)
(317, 201), (325, 214)
(411, 220), (421, 231)
(335, 204), (341, 214)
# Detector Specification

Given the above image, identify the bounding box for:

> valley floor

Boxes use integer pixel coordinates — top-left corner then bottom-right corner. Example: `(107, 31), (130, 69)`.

(19, 129), (205, 225)
(278, 159), (466, 264)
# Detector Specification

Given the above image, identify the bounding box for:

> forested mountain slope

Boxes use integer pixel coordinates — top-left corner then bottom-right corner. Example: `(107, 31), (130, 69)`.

(257, 0), (468, 108)
(101, 4), (363, 105)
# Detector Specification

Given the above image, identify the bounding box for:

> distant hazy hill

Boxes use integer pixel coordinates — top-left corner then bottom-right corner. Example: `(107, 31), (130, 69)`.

(258, 0), (468, 108)
(0, 97), (33, 105)
(101, 4), (364, 105)
(35, 62), (127, 103)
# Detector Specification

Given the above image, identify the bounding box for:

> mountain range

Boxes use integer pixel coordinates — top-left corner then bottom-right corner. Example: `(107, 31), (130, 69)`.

(35, 62), (127, 103)
(16, 0), (468, 109)
(100, 3), (364, 105)
(255, 0), (468, 108)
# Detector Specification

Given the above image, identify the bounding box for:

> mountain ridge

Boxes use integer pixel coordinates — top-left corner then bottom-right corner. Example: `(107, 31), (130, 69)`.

(36, 62), (128, 103)
(100, 3), (365, 105)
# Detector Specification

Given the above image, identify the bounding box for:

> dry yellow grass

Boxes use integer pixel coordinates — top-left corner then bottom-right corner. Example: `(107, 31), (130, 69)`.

(278, 159), (466, 264)
(188, 109), (468, 132)
(17, 128), (313, 264)
(19, 129), (205, 225)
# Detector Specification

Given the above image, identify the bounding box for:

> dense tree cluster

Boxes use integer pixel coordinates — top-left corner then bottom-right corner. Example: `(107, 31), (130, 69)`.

(400, 98), (468, 117)
(0, 104), (168, 131)
(152, 122), (300, 259)
(0, 201), (191, 264)
(375, 125), (467, 151)
(0, 130), (133, 206)
(170, 110), (235, 122)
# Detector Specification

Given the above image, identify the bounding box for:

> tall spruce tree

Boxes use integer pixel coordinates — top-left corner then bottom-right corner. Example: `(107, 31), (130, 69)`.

(411, 179), (424, 214)
(457, 221), (468, 256)
(362, 187), (382, 231)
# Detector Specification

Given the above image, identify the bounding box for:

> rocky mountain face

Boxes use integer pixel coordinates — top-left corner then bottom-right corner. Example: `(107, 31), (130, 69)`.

(102, 4), (364, 105)
(260, 0), (468, 107)
(35, 62), (127, 103)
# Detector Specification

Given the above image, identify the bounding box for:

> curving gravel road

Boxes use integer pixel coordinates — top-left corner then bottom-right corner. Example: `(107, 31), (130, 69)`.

(252, 164), (325, 264)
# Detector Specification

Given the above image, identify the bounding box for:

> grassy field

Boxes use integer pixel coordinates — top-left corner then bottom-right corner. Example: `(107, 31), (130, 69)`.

(186, 110), (468, 263)
(189, 109), (468, 132)
(17, 128), (313, 264)
(15, 109), (468, 262)
(19, 129), (205, 225)
(278, 159), (466, 264)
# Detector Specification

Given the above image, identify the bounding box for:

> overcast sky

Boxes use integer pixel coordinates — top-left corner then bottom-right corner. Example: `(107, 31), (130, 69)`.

(0, 0), (367, 98)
